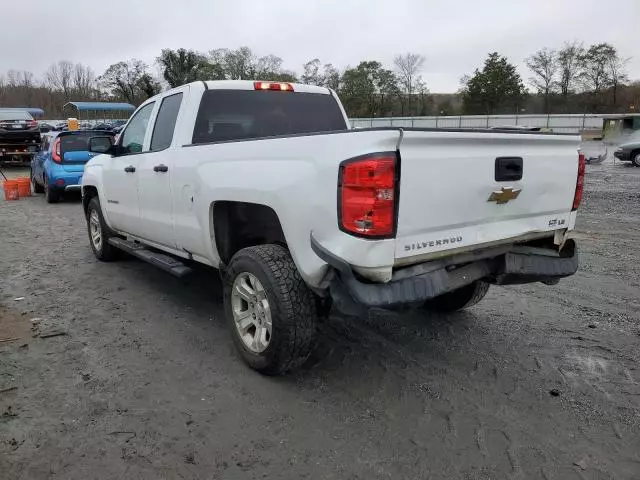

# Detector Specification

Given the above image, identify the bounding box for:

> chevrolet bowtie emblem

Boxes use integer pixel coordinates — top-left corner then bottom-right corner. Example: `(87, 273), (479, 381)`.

(488, 186), (521, 204)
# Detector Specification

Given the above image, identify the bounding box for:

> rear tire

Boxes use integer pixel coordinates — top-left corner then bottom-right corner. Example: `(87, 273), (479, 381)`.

(44, 176), (59, 203)
(422, 281), (490, 313)
(86, 196), (118, 261)
(31, 169), (44, 194)
(632, 152), (640, 167)
(224, 244), (318, 375)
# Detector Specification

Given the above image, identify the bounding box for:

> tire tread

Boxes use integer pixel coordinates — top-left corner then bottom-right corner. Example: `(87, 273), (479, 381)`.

(225, 244), (317, 375)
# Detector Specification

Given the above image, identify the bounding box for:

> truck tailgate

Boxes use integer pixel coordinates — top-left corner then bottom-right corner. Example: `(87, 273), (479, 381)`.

(395, 130), (580, 263)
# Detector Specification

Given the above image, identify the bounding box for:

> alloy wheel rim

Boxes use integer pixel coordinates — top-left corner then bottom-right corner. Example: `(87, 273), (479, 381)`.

(231, 272), (272, 353)
(89, 210), (102, 251)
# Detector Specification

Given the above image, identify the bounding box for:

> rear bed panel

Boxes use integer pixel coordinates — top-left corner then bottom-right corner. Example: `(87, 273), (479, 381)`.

(395, 130), (580, 262)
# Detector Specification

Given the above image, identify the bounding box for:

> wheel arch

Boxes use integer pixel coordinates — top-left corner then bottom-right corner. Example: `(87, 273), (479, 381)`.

(82, 185), (99, 216)
(212, 201), (287, 266)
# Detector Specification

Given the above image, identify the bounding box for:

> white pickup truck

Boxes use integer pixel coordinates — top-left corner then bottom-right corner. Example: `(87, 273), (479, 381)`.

(82, 80), (583, 374)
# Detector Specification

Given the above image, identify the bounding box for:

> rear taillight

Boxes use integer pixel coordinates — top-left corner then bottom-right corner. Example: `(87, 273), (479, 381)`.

(52, 138), (62, 164)
(338, 153), (398, 238)
(27, 120), (38, 128)
(572, 153), (586, 210)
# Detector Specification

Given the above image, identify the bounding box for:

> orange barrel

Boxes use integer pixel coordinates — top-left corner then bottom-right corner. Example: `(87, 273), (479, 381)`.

(2, 180), (20, 200)
(16, 177), (31, 197)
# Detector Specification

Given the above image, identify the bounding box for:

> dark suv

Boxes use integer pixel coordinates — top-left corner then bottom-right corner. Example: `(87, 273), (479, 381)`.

(0, 110), (41, 164)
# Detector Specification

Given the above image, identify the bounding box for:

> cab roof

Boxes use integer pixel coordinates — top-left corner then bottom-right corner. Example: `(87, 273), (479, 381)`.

(202, 80), (331, 95)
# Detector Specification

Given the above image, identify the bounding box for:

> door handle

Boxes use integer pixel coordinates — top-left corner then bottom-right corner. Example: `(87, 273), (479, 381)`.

(124, 165), (136, 173)
(153, 164), (169, 173)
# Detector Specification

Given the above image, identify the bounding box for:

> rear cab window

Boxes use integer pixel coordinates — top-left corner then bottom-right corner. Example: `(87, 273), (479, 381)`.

(192, 90), (348, 144)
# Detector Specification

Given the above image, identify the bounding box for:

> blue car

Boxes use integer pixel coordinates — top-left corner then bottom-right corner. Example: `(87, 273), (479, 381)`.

(31, 130), (114, 203)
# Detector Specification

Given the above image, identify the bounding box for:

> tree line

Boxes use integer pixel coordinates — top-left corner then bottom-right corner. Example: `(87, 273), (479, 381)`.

(0, 43), (636, 119)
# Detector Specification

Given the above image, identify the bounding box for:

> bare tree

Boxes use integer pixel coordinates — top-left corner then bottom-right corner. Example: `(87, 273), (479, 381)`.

(323, 64), (341, 91)
(5, 70), (19, 88)
(301, 59), (340, 89)
(73, 63), (96, 99)
(45, 61), (74, 100)
(578, 43), (618, 110)
(526, 48), (558, 113)
(608, 53), (629, 107)
(4, 70), (35, 105)
(0, 74), (6, 105)
(256, 54), (284, 78)
(394, 53), (425, 114)
(557, 41), (583, 97)
(301, 59), (323, 85)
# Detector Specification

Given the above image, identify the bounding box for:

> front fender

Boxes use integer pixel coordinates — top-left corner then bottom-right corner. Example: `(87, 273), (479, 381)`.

(82, 158), (114, 230)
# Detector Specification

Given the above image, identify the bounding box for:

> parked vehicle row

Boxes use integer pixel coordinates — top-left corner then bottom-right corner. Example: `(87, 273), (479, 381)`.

(36, 119), (128, 133)
(70, 80), (583, 375)
(0, 110), (41, 166)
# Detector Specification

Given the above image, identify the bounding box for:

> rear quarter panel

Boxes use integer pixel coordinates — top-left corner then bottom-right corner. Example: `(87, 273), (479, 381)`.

(173, 130), (401, 287)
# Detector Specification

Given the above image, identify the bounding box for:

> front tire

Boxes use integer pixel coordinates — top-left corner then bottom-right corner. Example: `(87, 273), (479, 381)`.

(632, 152), (640, 167)
(31, 169), (44, 194)
(86, 196), (118, 261)
(224, 244), (318, 375)
(422, 281), (490, 313)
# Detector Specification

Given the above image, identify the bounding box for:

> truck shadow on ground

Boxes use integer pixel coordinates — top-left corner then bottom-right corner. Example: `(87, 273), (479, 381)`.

(116, 254), (483, 387)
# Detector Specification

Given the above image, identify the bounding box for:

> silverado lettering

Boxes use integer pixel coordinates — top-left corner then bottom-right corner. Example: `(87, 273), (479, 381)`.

(404, 236), (463, 251)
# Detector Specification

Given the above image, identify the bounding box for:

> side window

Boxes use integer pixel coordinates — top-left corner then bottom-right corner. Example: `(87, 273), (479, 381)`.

(120, 102), (155, 155)
(150, 93), (183, 151)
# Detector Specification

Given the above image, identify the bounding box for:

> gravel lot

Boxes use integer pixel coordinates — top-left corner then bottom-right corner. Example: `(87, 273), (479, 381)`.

(1, 161), (639, 479)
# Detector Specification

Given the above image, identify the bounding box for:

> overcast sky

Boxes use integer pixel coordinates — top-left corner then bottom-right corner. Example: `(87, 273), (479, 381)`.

(2, 0), (638, 92)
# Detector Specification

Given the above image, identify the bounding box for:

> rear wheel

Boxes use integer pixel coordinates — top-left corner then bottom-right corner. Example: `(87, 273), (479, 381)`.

(86, 196), (118, 261)
(224, 244), (318, 375)
(632, 152), (640, 167)
(44, 176), (59, 203)
(31, 168), (44, 194)
(422, 281), (490, 313)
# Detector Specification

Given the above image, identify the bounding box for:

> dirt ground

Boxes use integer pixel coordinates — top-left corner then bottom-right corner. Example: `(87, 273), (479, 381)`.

(1, 161), (639, 480)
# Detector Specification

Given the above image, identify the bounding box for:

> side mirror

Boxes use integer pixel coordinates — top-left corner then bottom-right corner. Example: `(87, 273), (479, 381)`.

(89, 136), (114, 155)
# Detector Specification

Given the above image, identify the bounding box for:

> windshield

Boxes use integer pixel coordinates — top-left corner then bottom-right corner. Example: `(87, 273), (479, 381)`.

(0, 110), (33, 120)
(192, 90), (347, 143)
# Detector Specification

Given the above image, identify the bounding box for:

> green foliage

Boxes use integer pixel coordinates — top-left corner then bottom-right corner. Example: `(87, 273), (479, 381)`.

(339, 61), (401, 117)
(157, 48), (208, 88)
(136, 73), (161, 99)
(98, 60), (149, 104)
(462, 52), (527, 114)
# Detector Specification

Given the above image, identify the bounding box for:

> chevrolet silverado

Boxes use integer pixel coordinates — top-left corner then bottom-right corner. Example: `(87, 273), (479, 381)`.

(81, 80), (583, 374)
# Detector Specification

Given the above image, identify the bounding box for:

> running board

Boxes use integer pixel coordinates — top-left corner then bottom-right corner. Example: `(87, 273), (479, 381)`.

(108, 238), (193, 278)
